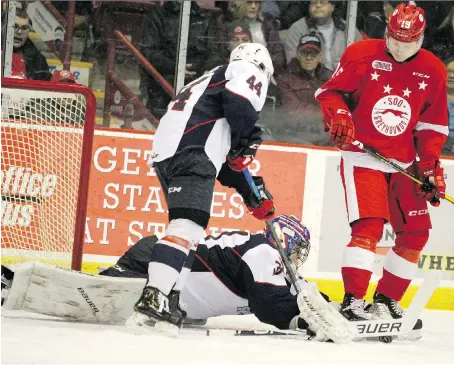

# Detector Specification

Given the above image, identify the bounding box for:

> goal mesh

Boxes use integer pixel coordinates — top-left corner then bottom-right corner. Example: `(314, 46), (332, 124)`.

(1, 78), (96, 270)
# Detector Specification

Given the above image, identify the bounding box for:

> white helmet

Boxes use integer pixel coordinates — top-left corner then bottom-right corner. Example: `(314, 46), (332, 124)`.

(230, 43), (274, 81)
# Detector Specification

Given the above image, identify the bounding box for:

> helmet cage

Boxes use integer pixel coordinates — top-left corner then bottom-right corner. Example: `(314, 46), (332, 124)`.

(264, 215), (311, 278)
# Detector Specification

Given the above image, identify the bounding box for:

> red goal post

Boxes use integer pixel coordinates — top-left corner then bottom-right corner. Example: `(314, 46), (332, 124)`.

(1, 77), (96, 270)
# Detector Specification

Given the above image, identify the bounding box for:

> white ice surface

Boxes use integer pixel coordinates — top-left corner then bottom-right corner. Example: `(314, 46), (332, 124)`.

(1, 310), (453, 365)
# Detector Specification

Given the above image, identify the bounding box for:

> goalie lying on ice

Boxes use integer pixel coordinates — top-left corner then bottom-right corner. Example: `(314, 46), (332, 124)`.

(2, 216), (328, 333)
(1, 215), (409, 342)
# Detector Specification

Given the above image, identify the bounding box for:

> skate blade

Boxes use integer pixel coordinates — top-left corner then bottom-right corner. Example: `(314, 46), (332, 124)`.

(364, 329), (422, 343)
(125, 312), (179, 337)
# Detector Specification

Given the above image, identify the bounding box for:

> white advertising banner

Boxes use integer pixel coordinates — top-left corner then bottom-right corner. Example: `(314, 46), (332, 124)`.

(27, 1), (64, 42)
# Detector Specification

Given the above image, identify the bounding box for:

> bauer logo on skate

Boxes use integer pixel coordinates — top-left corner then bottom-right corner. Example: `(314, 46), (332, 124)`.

(371, 96), (411, 136)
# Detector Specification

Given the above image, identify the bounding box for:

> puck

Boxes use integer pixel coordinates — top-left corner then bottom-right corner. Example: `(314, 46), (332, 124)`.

(206, 329), (210, 336)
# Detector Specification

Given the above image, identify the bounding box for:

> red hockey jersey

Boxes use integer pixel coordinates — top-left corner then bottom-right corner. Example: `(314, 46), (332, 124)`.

(315, 39), (448, 169)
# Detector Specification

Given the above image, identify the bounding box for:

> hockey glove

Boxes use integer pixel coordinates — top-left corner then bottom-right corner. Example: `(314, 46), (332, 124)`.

(227, 126), (263, 172)
(240, 176), (275, 220)
(416, 160), (446, 207)
(329, 109), (355, 149)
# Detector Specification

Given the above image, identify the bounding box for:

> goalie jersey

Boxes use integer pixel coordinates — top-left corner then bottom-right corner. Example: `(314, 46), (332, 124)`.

(103, 233), (300, 330)
(150, 60), (268, 173)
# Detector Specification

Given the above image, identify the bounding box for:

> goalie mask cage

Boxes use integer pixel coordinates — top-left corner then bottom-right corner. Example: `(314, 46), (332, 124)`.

(1, 77), (96, 270)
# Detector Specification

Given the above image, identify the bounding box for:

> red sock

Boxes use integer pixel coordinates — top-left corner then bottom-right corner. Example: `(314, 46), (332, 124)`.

(342, 266), (373, 298)
(376, 269), (412, 301)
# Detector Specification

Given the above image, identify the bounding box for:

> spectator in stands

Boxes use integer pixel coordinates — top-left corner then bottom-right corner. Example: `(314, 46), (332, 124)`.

(139, 1), (221, 119)
(227, 20), (253, 54)
(284, 0), (362, 71)
(275, 33), (331, 145)
(220, 0), (286, 74)
(12, 4), (51, 81)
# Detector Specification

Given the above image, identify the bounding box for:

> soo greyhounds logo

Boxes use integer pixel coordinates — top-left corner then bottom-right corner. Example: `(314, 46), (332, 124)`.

(372, 95), (411, 136)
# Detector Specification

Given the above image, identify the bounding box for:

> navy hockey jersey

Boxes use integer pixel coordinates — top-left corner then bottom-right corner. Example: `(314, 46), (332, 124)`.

(150, 60), (269, 173)
(102, 232), (301, 330)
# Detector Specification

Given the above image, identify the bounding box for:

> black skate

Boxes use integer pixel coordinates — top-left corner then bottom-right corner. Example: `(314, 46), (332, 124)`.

(126, 286), (186, 335)
(340, 293), (371, 321)
(370, 292), (422, 341)
(1, 265), (14, 306)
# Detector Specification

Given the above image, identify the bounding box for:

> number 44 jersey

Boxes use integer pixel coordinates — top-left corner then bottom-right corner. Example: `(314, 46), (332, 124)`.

(315, 39), (448, 171)
(150, 60), (269, 173)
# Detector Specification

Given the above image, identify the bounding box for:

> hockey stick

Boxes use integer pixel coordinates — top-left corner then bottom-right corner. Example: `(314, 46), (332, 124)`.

(242, 169), (302, 291)
(352, 140), (454, 204)
(242, 168), (262, 201)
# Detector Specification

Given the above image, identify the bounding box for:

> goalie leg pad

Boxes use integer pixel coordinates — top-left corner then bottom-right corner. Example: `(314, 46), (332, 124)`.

(297, 281), (358, 344)
(3, 261), (146, 324)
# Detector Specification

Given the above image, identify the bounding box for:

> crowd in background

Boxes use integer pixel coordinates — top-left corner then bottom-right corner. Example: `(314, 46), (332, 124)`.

(3, 0), (454, 154)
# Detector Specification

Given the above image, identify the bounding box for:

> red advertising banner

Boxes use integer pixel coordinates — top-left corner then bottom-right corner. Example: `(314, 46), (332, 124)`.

(84, 131), (308, 256)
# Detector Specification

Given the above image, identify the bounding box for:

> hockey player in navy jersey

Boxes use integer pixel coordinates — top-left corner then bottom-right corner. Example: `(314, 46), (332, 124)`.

(105, 215), (314, 331)
(135, 43), (276, 333)
(2, 215), (339, 340)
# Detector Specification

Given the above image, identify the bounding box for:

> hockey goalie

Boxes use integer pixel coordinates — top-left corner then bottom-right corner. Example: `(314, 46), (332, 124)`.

(2, 214), (427, 343)
(2, 215), (360, 343)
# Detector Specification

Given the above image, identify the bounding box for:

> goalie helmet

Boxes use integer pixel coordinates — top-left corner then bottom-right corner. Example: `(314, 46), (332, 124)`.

(230, 43), (274, 82)
(264, 215), (311, 278)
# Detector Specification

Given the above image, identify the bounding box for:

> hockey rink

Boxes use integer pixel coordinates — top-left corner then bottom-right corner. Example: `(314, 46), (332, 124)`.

(2, 310), (453, 364)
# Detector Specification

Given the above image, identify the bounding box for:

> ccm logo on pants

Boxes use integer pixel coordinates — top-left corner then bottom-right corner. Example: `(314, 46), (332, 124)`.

(168, 187), (182, 193)
(408, 209), (428, 216)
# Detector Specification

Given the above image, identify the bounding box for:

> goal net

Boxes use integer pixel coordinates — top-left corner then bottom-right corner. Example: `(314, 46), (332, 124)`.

(1, 78), (96, 270)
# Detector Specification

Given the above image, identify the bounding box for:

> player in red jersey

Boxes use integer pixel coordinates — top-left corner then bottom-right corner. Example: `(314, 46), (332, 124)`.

(315, 3), (448, 322)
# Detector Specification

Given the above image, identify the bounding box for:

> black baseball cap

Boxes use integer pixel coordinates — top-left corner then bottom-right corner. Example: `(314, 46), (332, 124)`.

(297, 33), (322, 52)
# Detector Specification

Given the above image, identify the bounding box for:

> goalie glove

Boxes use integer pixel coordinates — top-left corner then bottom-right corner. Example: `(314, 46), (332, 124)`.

(227, 126), (263, 172)
(296, 281), (358, 344)
(239, 176), (275, 220)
